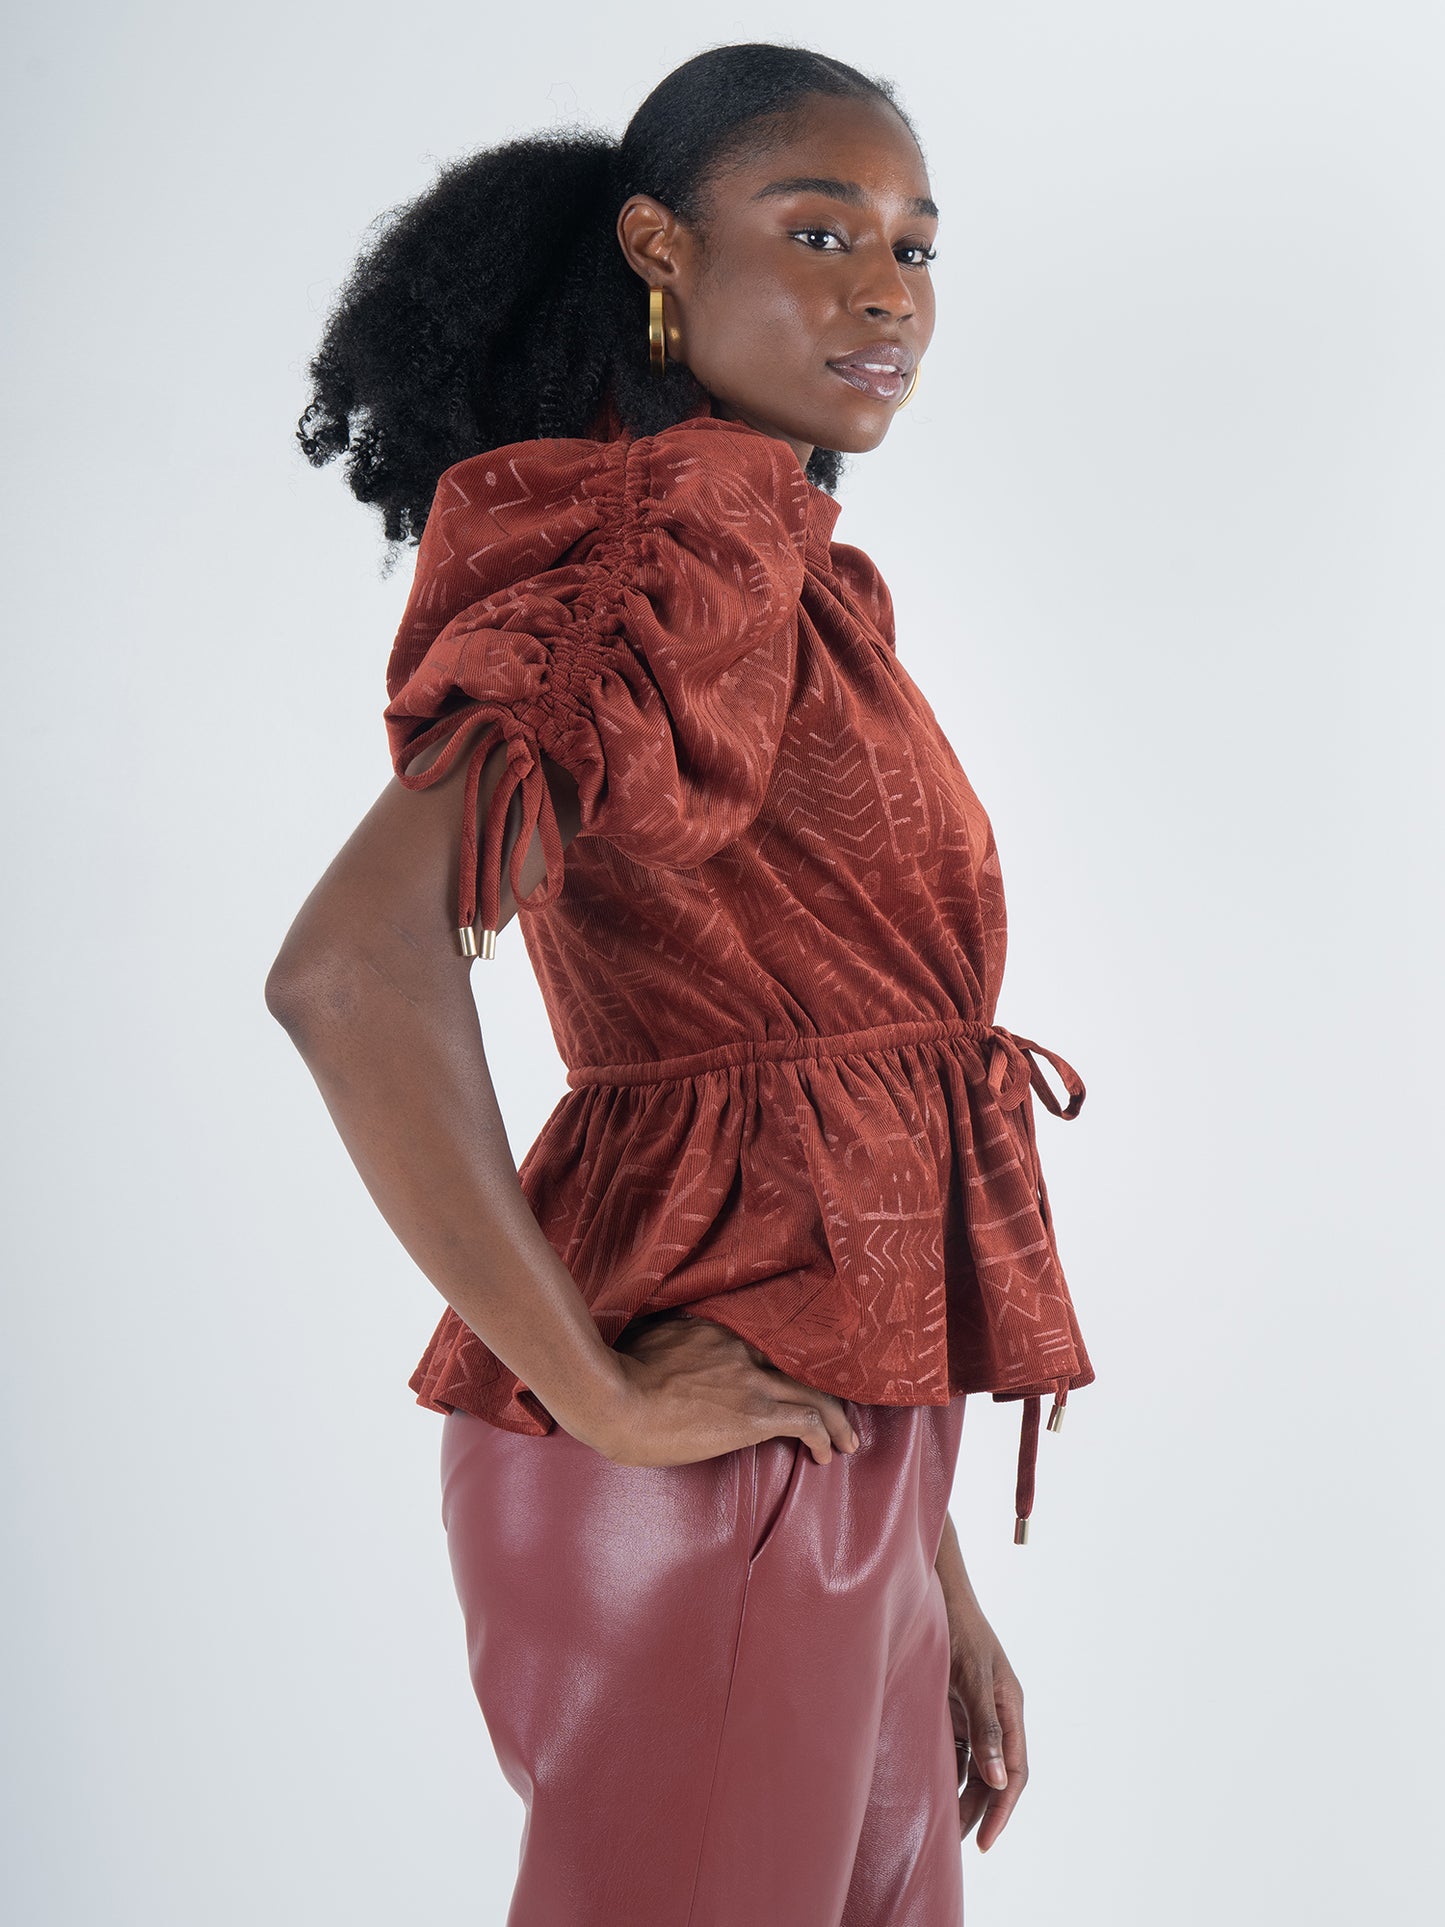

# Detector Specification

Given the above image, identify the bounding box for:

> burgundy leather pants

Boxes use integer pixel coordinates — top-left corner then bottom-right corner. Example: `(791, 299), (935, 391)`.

(440, 1389), (968, 1927)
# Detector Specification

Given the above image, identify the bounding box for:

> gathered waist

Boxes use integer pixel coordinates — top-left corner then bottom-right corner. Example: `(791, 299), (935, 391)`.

(565, 1014), (1085, 1121)
(562, 1010), (1089, 1546)
(565, 1015), (987, 1086)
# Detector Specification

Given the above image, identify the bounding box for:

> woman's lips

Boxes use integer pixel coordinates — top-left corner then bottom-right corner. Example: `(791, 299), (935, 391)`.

(827, 361), (906, 401)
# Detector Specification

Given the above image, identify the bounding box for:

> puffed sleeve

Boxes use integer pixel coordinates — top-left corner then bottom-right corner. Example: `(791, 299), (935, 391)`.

(382, 419), (812, 955)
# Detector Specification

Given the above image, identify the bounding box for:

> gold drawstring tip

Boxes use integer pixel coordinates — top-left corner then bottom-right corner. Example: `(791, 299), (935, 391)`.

(1047, 1400), (1065, 1432)
(457, 925), (498, 959)
(1014, 1516), (1029, 1545)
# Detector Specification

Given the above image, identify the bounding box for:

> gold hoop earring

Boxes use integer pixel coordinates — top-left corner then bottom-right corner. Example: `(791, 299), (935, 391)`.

(895, 361), (921, 409)
(648, 287), (666, 376)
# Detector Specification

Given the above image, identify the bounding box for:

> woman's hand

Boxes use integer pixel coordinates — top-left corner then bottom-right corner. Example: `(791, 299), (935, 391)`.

(602, 1309), (861, 1469)
(936, 1519), (1029, 1850)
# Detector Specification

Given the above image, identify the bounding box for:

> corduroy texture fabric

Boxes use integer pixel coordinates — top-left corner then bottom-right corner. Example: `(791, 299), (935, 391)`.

(383, 392), (1095, 1539)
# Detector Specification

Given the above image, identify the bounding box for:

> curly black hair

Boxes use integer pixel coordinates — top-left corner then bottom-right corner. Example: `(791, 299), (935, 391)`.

(295, 42), (916, 555)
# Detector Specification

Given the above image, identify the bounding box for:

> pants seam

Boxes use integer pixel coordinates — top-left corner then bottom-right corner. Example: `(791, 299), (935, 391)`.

(681, 1448), (758, 1927)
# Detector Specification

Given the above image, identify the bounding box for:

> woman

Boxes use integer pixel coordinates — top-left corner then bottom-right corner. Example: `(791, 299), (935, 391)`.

(268, 42), (1094, 1927)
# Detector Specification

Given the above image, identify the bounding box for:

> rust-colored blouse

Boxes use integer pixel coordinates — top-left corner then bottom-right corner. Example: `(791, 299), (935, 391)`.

(383, 393), (1095, 1541)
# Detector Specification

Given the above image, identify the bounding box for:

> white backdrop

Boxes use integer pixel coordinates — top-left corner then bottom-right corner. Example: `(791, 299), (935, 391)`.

(4, 4), (1441, 1922)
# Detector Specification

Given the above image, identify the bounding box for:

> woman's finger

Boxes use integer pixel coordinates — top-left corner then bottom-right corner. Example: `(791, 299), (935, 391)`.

(762, 1398), (859, 1464)
(757, 1363), (860, 1457)
(971, 1673), (1029, 1852)
(961, 1684), (1009, 1793)
(951, 1676), (1000, 1843)
(956, 1757), (992, 1844)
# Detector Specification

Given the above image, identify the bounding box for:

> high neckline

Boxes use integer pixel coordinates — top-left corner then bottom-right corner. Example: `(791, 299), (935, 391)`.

(588, 388), (842, 560)
(676, 393), (842, 537)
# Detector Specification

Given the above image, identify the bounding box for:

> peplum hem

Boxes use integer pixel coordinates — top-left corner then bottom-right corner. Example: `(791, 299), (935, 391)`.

(406, 1013), (1091, 1543)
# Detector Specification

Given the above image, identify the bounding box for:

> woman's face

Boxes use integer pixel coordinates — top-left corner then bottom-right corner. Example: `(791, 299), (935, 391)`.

(617, 93), (939, 471)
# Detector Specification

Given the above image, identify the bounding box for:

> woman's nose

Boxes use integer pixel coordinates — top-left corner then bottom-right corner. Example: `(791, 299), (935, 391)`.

(850, 254), (914, 321)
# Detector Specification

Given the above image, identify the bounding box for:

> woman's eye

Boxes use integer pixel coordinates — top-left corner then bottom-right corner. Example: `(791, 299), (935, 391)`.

(791, 229), (937, 266)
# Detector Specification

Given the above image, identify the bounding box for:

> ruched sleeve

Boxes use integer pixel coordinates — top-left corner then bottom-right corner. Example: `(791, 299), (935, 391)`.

(382, 419), (812, 956)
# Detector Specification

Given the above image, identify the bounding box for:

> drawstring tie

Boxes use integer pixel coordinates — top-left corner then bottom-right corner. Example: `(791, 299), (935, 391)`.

(393, 706), (567, 957)
(984, 1025), (1087, 1544)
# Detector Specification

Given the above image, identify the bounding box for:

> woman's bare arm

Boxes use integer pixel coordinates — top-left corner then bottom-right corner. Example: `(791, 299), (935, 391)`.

(265, 729), (860, 1467)
(936, 1511), (980, 1616)
(264, 733), (636, 1451)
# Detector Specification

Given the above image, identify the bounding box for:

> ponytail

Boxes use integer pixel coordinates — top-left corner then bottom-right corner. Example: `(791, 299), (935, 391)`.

(297, 44), (913, 548)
